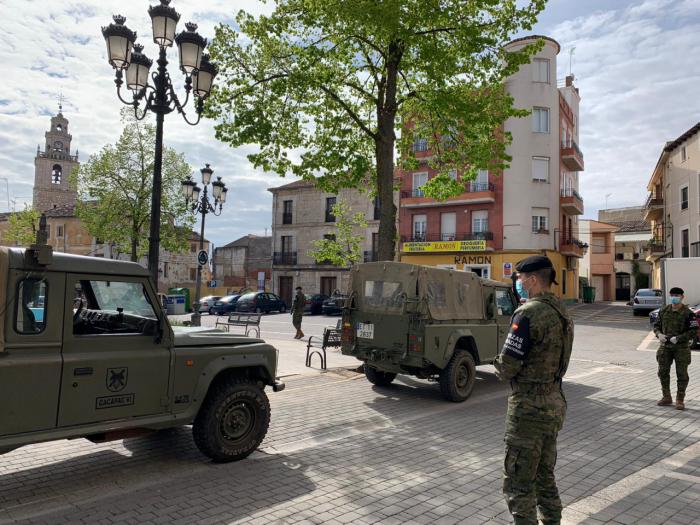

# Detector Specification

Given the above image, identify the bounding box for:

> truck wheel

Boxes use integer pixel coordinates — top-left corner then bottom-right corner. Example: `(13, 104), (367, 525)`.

(439, 350), (476, 402)
(365, 366), (397, 386)
(192, 378), (270, 463)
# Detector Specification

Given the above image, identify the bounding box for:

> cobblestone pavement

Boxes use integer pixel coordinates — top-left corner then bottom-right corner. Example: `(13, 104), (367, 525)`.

(1, 303), (698, 524)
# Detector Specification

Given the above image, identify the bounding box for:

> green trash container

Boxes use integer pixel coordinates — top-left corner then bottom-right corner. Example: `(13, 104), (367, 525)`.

(582, 286), (596, 303)
(168, 287), (191, 312)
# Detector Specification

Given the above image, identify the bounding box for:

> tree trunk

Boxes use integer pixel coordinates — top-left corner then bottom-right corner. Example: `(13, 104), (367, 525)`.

(130, 229), (139, 262)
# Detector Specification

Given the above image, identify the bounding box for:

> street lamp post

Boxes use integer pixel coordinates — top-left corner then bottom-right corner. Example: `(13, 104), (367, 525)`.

(101, 0), (218, 289)
(182, 164), (227, 326)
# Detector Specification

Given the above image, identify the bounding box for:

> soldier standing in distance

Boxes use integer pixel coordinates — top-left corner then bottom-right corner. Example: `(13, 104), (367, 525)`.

(291, 286), (305, 339)
(653, 286), (695, 410)
(494, 256), (574, 525)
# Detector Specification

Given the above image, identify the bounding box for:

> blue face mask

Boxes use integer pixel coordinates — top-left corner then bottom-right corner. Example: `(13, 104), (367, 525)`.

(670, 296), (681, 305)
(516, 280), (528, 299)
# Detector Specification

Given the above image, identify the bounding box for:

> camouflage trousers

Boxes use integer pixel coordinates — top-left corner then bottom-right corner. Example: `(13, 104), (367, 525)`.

(292, 314), (303, 329)
(657, 346), (691, 395)
(503, 418), (562, 525)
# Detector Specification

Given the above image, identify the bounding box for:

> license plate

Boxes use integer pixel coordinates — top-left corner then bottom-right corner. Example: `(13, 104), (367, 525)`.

(356, 322), (374, 339)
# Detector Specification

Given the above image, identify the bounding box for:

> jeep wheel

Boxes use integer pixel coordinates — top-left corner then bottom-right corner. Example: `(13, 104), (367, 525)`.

(192, 378), (270, 463)
(439, 350), (476, 402)
(365, 366), (397, 386)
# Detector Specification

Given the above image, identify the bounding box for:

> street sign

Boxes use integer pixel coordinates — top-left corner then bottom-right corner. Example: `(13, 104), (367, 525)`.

(197, 250), (208, 266)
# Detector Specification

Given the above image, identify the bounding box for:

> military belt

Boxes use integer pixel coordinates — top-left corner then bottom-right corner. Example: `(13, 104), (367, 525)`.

(510, 380), (561, 394)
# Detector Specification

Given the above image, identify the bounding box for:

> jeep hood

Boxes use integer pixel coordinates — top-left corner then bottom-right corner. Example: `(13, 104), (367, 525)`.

(172, 326), (263, 347)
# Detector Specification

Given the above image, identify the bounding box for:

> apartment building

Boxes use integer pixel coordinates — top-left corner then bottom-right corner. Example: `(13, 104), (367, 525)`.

(579, 220), (617, 302)
(644, 122), (700, 287)
(268, 179), (383, 305)
(398, 35), (585, 301)
(213, 235), (272, 291)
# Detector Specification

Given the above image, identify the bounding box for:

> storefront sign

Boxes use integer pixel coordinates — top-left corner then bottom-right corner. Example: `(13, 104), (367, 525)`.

(503, 262), (513, 278)
(403, 240), (486, 253)
(454, 255), (492, 265)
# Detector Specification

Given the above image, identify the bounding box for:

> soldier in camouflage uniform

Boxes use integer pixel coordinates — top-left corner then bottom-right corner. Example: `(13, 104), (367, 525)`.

(494, 256), (574, 525)
(291, 286), (305, 339)
(653, 286), (695, 410)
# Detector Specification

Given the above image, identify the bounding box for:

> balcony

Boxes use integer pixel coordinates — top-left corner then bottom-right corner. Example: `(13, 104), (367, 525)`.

(400, 182), (496, 208)
(401, 232), (494, 243)
(559, 236), (587, 258)
(273, 252), (297, 265)
(364, 251), (379, 262)
(643, 193), (664, 221)
(644, 241), (666, 261)
(560, 189), (584, 215)
(561, 139), (584, 171)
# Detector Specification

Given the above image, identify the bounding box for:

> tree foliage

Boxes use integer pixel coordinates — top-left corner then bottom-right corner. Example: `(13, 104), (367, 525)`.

(207, 0), (546, 260)
(308, 200), (368, 267)
(70, 109), (194, 261)
(5, 205), (40, 247)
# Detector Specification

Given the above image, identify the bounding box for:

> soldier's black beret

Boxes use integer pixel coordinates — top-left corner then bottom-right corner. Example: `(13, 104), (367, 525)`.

(515, 255), (554, 273)
(669, 287), (684, 295)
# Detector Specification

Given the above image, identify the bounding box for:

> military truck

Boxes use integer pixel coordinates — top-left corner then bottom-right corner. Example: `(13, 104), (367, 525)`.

(341, 262), (517, 402)
(0, 232), (284, 462)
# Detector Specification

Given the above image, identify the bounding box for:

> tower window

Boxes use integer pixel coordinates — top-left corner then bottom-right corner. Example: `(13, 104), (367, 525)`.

(56, 124), (63, 132)
(51, 164), (62, 184)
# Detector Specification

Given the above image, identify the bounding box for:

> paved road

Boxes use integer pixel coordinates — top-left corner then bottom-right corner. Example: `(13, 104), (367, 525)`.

(2, 303), (698, 525)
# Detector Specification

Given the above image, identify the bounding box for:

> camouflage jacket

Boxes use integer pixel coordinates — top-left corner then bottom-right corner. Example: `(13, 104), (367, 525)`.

(291, 293), (305, 316)
(494, 292), (574, 385)
(653, 304), (696, 348)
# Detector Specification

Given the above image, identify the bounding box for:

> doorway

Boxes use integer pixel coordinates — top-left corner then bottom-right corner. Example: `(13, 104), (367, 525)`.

(320, 276), (337, 296)
(615, 272), (631, 301)
(279, 276), (293, 306)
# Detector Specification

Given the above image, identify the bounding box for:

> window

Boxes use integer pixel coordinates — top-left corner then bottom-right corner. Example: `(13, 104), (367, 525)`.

(495, 289), (516, 317)
(16, 278), (47, 334)
(413, 138), (428, 152)
(592, 234), (607, 254)
(532, 157), (550, 182)
(363, 280), (404, 310)
(51, 164), (62, 184)
(532, 107), (550, 133)
(681, 146), (687, 162)
(681, 228), (689, 258)
(413, 172), (428, 196)
(440, 212), (456, 241)
(413, 214), (427, 241)
(532, 58), (549, 83)
(472, 210), (488, 233)
(57, 225), (64, 238)
(681, 186), (688, 211)
(281, 235), (293, 253)
(470, 169), (489, 192)
(323, 233), (336, 242)
(325, 197), (336, 222)
(531, 208), (549, 233)
(448, 169), (458, 181)
(373, 196), (380, 220)
(282, 200), (293, 224)
(72, 279), (159, 336)
(189, 268), (197, 281)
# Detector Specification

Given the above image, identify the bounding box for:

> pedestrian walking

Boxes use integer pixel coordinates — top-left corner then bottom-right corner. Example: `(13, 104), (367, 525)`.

(653, 286), (695, 410)
(291, 286), (305, 339)
(494, 256), (574, 525)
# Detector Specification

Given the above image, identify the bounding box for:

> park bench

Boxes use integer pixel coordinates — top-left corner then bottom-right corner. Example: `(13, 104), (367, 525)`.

(215, 312), (262, 338)
(306, 319), (343, 370)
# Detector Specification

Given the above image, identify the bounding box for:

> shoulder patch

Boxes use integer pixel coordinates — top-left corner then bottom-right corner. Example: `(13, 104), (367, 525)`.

(502, 313), (532, 360)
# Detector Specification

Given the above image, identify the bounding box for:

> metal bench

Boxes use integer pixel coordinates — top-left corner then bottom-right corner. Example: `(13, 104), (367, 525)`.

(306, 320), (343, 370)
(215, 313), (262, 337)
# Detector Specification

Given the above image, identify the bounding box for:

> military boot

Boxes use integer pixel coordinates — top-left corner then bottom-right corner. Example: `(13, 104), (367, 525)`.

(657, 392), (673, 406)
(675, 393), (685, 411)
(299, 330), (305, 339)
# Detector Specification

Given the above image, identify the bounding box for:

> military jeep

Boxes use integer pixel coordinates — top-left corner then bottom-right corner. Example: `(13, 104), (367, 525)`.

(0, 240), (284, 462)
(341, 262), (517, 402)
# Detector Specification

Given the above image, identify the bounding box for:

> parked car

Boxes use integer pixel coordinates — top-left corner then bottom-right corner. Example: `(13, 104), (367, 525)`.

(632, 289), (663, 315)
(649, 304), (700, 349)
(322, 293), (348, 316)
(235, 292), (287, 314)
(211, 295), (241, 316)
(199, 295), (222, 314)
(304, 294), (329, 315)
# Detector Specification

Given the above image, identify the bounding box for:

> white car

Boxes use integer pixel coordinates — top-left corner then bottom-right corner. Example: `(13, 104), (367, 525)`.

(199, 295), (222, 314)
(632, 288), (663, 315)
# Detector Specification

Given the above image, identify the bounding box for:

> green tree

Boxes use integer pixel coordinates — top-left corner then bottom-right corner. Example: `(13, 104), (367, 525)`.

(308, 200), (368, 266)
(5, 205), (40, 247)
(207, 0), (546, 260)
(70, 109), (194, 261)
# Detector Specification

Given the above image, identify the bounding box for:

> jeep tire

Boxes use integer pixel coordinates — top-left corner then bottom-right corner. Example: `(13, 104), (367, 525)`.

(193, 378), (270, 463)
(365, 366), (397, 386)
(439, 350), (476, 402)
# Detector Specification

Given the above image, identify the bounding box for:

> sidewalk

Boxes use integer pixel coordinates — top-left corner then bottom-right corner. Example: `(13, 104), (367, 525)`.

(268, 336), (362, 377)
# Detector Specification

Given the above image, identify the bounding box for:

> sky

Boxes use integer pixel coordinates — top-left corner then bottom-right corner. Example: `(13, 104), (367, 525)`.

(1, 0), (699, 247)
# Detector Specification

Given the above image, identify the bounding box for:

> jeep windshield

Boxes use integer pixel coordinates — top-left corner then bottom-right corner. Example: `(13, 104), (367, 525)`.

(88, 280), (157, 319)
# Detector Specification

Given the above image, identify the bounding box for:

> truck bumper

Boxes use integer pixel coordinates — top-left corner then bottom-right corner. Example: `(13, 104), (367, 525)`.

(272, 379), (286, 392)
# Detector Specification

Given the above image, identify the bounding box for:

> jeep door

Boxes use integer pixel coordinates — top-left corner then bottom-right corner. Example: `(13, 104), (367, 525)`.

(494, 288), (518, 351)
(57, 275), (172, 427)
(0, 270), (64, 436)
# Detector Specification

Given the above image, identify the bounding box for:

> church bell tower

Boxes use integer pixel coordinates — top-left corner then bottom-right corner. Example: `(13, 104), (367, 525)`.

(33, 106), (79, 212)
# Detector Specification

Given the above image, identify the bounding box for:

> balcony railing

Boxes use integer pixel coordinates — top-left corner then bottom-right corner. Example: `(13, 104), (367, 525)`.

(560, 188), (584, 215)
(400, 182), (495, 199)
(644, 193), (664, 209)
(364, 251), (379, 262)
(282, 212), (293, 224)
(561, 139), (584, 171)
(401, 232), (494, 243)
(691, 242), (700, 258)
(273, 252), (297, 265)
(559, 236), (587, 257)
(561, 188), (583, 200)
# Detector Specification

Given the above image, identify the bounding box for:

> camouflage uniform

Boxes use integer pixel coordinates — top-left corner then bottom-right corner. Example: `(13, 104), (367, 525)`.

(494, 292), (574, 525)
(291, 291), (305, 331)
(653, 304), (695, 399)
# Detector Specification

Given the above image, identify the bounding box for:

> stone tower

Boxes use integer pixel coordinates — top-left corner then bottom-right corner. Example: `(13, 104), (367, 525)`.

(33, 108), (79, 212)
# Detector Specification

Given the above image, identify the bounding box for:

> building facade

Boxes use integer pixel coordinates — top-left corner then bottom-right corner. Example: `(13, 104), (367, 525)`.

(213, 235), (272, 291)
(579, 220), (618, 302)
(269, 180), (383, 306)
(644, 122), (700, 287)
(399, 35), (585, 301)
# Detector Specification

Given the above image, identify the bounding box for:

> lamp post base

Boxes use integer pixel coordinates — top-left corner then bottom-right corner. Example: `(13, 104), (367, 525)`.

(190, 310), (201, 327)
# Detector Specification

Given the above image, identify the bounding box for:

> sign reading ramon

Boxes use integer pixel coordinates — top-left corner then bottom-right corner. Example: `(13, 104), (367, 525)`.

(402, 240), (487, 253)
